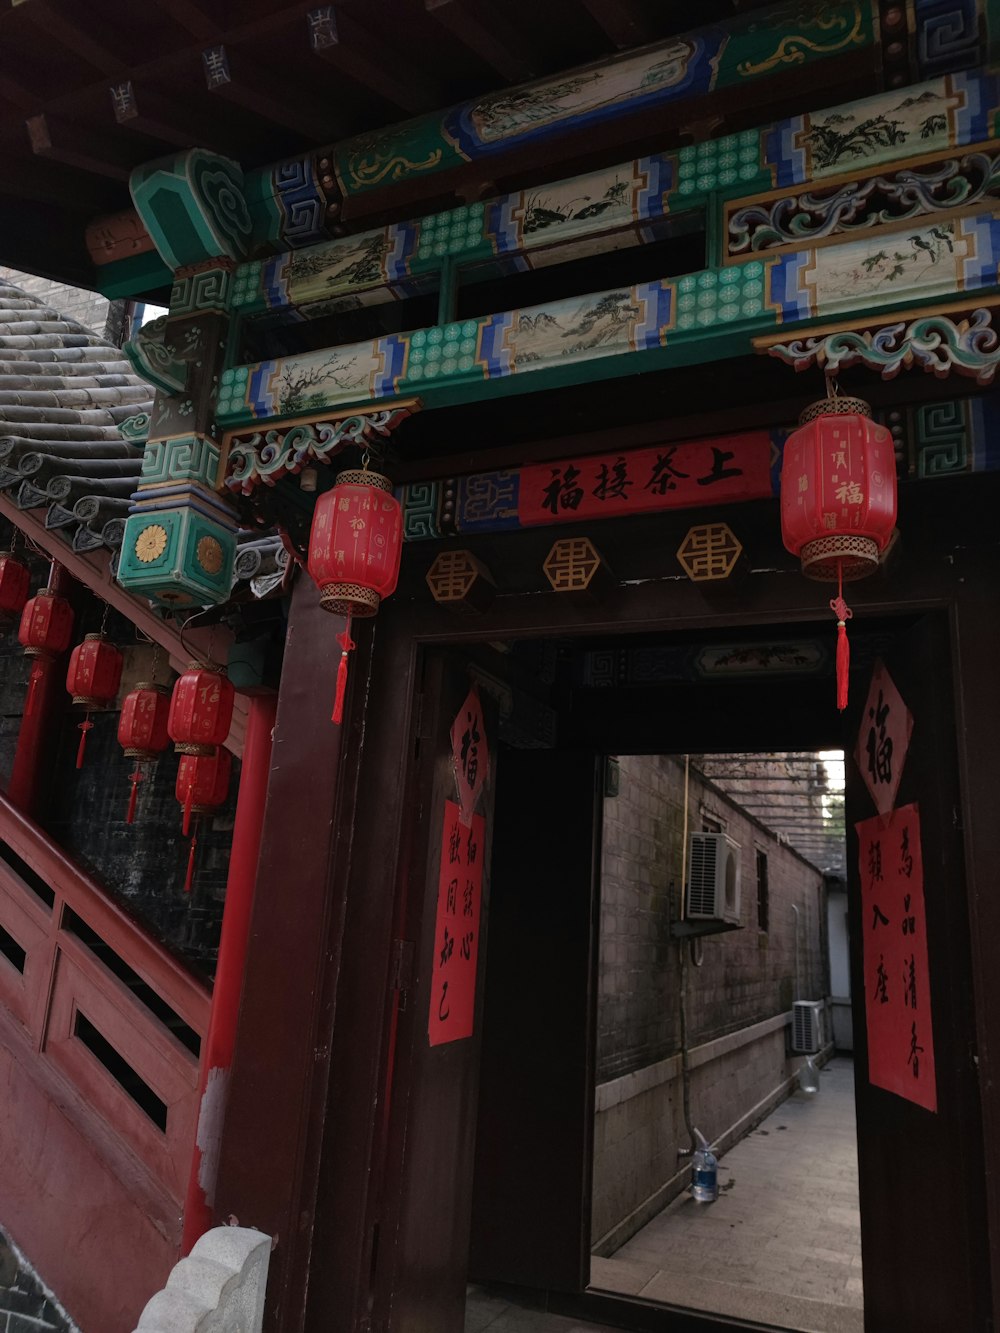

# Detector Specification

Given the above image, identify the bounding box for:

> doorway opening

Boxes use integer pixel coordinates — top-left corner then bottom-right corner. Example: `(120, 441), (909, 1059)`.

(587, 751), (859, 1333)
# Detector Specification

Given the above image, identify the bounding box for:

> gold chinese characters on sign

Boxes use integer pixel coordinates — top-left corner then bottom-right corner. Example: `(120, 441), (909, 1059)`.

(543, 537), (604, 592)
(676, 523), (743, 581)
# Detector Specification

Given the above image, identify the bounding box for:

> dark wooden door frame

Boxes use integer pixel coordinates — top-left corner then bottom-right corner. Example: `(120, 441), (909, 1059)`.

(290, 478), (1000, 1332)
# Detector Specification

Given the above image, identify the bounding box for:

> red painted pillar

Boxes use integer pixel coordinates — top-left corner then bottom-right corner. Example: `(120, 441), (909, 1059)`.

(7, 565), (71, 817)
(182, 692), (277, 1253)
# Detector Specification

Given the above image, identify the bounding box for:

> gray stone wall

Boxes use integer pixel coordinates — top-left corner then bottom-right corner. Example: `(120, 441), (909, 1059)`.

(0, 268), (110, 338)
(593, 754), (828, 1244)
(598, 754), (826, 1083)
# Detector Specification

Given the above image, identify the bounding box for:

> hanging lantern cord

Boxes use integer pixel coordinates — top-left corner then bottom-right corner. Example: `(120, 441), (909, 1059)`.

(332, 615), (356, 726)
(830, 562), (853, 713)
(184, 815), (198, 894)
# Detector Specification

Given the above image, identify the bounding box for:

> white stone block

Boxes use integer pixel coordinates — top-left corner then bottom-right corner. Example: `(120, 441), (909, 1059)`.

(133, 1227), (271, 1333)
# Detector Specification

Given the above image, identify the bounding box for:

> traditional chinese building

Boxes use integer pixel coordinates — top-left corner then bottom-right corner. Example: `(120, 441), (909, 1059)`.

(0, 2), (999, 1332)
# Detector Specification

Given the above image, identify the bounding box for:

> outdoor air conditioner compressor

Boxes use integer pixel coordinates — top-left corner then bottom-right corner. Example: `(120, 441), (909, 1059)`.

(686, 831), (741, 925)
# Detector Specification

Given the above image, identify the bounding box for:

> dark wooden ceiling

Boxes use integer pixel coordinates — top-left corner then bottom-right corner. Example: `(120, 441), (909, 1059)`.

(0, 0), (878, 288)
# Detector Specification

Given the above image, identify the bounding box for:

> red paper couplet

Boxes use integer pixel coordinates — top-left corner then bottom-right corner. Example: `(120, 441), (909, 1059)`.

(856, 803), (936, 1113)
(518, 432), (773, 527)
(450, 687), (489, 827)
(855, 660), (913, 816)
(428, 799), (485, 1047)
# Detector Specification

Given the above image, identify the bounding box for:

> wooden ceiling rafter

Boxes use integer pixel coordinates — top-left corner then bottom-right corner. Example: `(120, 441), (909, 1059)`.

(26, 112), (136, 181)
(578, 0), (654, 50)
(16, 0), (131, 78)
(150, 0), (220, 42)
(202, 44), (338, 145)
(308, 7), (447, 116)
(109, 80), (237, 154)
(424, 0), (542, 83)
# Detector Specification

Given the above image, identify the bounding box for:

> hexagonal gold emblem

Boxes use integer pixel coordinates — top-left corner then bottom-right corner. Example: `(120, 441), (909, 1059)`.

(543, 537), (603, 592)
(677, 523), (743, 581)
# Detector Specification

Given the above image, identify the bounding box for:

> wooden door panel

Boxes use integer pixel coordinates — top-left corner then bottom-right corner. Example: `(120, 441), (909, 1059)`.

(846, 615), (990, 1331)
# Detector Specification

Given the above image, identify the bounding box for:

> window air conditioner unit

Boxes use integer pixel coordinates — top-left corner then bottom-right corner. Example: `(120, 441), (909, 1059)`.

(686, 832), (741, 925)
(791, 1000), (825, 1055)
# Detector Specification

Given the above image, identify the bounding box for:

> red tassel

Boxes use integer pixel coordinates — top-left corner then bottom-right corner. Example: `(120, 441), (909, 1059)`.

(830, 564), (853, 713)
(126, 771), (141, 825)
(184, 827), (197, 894)
(25, 662), (42, 717)
(76, 716), (93, 769)
(182, 781), (194, 837)
(332, 617), (355, 725)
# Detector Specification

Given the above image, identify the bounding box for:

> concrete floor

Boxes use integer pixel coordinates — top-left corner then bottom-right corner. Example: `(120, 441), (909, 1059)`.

(592, 1057), (863, 1332)
(467, 1057), (862, 1333)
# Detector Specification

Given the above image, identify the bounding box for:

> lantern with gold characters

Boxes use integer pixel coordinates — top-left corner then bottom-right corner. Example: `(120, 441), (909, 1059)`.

(176, 747), (231, 892)
(168, 662), (235, 755)
(118, 683), (171, 823)
(780, 391), (896, 710)
(66, 631), (124, 768)
(306, 466), (403, 724)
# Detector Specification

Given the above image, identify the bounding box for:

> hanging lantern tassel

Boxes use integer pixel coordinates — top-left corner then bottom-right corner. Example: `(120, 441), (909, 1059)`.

(182, 779), (194, 837)
(126, 768), (143, 825)
(184, 818), (198, 894)
(830, 565), (853, 713)
(24, 661), (43, 718)
(332, 618), (356, 725)
(76, 715), (93, 769)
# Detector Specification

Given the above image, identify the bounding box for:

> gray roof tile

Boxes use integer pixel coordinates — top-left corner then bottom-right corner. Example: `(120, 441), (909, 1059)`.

(0, 282), (283, 594)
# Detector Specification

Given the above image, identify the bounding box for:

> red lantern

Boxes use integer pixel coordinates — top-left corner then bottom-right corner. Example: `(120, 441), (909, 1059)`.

(176, 747), (231, 892)
(0, 551), (30, 623)
(18, 587), (74, 659)
(168, 663), (235, 755)
(66, 633), (124, 768)
(118, 683), (171, 823)
(18, 585), (74, 717)
(781, 394), (897, 710)
(306, 468), (402, 724)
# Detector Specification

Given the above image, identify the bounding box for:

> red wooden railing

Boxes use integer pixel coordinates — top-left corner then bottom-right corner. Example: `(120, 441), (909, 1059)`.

(0, 792), (210, 1202)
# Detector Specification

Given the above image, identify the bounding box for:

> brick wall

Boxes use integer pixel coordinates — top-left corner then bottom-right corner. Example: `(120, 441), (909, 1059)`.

(0, 268), (110, 339)
(0, 1228), (76, 1333)
(593, 754), (828, 1244)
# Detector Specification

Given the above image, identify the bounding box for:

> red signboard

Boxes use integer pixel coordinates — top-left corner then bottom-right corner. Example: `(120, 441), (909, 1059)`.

(856, 803), (936, 1113)
(428, 798), (485, 1047)
(517, 432), (773, 527)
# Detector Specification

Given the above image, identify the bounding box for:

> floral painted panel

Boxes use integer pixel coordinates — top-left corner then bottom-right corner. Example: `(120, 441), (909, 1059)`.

(477, 284), (673, 378)
(217, 335), (407, 421)
(771, 210), (1000, 321)
(767, 70), (999, 187)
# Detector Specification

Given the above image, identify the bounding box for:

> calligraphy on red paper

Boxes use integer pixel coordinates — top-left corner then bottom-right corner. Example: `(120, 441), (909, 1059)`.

(429, 798), (485, 1047)
(856, 803), (936, 1112)
(450, 687), (489, 827)
(518, 433), (773, 527)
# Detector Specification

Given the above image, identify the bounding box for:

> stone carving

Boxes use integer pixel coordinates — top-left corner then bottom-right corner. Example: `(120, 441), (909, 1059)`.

(132, 1226), (270, 1333)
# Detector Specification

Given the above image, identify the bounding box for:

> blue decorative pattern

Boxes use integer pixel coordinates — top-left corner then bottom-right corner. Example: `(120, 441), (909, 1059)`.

(960, 211), (1000, 288)
(374, 335), (408, 397)
(456, 472), (520, 531)
(915, 0), (983, 76)
(478, 311), (516, 378)
(770, 252), (812, 321)
(952, 69), (999, 143)
(274, 156), (327, 248)
(636, 154), (674, 219)
(633, 281), (673, 348)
